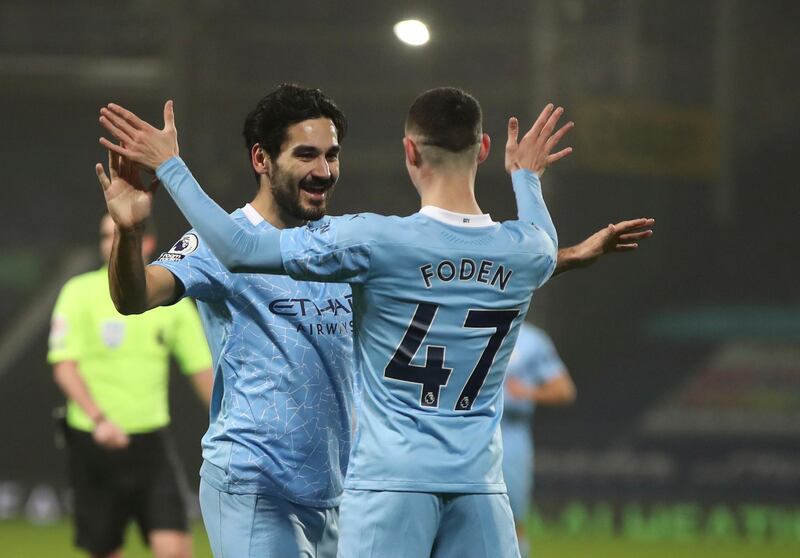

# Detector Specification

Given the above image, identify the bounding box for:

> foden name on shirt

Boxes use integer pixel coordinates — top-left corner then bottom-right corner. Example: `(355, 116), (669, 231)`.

(419, 259), (513, 292)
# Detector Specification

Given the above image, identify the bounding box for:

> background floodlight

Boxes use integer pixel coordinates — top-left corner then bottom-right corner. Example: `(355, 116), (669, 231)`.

(393, 20), (430, 46)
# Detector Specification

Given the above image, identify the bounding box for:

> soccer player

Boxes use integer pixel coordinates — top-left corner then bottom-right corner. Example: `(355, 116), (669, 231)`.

(48, 213), (213, 558)
(501, 322), (575, 557)
(97, 87), (654, 557)
(96, 86), (353, 557)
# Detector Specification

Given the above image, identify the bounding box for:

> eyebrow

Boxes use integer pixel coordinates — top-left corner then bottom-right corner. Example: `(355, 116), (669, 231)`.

(291, 145), (341, 158)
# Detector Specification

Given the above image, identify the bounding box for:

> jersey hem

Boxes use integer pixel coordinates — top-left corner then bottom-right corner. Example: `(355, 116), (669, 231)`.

(199, 460), (342, 509)
(343, 479), (507, 493)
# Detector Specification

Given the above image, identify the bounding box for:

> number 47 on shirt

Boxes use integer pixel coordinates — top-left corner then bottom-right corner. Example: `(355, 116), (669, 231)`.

(384, 303), (519, 411)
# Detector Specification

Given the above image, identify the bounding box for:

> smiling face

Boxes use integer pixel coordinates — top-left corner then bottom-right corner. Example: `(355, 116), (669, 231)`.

(269, 118), (340, 221)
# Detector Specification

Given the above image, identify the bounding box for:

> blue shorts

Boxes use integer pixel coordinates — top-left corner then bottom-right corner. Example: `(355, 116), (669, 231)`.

(501, 422), (533, 522)
(337, 489), (519, 558)
(199, 478), (339, 557)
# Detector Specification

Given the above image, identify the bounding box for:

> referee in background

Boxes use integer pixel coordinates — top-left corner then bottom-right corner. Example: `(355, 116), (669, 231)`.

(48, 213), (213, 558)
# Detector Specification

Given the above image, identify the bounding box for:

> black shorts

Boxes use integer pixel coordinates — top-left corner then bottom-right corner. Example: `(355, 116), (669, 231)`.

(65, 426), (190, 555)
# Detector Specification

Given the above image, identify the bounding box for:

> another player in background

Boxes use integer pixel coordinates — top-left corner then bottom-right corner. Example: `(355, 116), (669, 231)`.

(48, 213), (213, 558)
(501, 322), (575, 557)
(97, 86), (353, 557)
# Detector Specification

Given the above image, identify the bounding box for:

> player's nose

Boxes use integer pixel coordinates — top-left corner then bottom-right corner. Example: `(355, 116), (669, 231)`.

(311, 156), (331, 178)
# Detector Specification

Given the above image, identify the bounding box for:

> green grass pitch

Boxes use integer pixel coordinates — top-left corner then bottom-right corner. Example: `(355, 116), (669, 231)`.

(0, 520), (797, 557)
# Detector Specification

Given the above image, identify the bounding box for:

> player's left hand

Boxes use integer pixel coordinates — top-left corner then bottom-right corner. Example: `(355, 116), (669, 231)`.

(505, 103), (573, 175)
(99, 100), (179, 171)
(506, 377), (532, 400)
(567, 217), (656, 268)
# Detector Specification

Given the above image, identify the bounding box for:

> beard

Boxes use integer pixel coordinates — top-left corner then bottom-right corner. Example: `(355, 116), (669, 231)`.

(270, 164), (336, 221)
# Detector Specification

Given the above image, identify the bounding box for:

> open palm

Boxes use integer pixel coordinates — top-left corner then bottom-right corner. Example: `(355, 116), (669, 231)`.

(96, 149), (156, 230)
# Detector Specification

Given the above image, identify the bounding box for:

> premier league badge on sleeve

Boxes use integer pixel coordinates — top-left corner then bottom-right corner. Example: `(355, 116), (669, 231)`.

(157, 233), (199, 262)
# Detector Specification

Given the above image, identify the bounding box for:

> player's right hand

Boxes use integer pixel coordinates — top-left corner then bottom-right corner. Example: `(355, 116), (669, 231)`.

(92, 419), (130, 450)
(505, 103), (573, 175)
(96, 148), (155, 233)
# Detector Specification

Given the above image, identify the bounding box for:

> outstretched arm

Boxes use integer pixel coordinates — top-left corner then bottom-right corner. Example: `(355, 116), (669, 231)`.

(554, 218), (655, 276)
(98, 101), (285, 274)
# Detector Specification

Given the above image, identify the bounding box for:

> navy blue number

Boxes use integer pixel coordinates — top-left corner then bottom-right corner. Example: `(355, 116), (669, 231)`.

(384, 303), (452, 407)
(384, 305), (518, 410)
(455, 309), (519, 410)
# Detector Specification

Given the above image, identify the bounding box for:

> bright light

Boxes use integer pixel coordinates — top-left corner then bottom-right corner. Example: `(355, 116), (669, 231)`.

(394, 20), (430, 46)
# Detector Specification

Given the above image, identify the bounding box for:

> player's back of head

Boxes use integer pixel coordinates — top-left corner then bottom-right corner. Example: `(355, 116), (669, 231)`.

(405, 87), (482, 159)
(243, 84), (348, 170)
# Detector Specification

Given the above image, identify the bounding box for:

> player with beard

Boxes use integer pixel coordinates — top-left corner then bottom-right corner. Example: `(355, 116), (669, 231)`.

(99, 85), (352, 557)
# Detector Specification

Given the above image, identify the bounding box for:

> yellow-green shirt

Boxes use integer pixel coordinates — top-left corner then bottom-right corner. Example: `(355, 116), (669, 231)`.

(47, 267), (212, 433)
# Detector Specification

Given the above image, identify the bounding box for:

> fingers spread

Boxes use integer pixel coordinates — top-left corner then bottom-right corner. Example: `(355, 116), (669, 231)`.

(95, 163), (111, 190)
(506, 116), (519, 148)
(99, 137), (130, 158)
(546, 121), (574, 150)
(528, 103), (554, 140)
(107, 103), (146, 130)
(546, 146), (573, 164)
(163, 99), (176, 130)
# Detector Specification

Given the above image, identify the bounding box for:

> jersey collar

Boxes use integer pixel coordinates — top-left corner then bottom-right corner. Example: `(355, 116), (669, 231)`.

(241, 204), (265, 226)
(419, 205), (495, 228)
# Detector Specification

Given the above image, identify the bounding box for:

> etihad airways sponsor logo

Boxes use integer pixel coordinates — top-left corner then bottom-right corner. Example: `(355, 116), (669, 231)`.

(268, 295), (353, 317)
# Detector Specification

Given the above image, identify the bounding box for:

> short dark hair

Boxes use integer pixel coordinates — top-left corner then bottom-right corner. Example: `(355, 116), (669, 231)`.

(243, 84), (347, 179)
(405, 87), (482, 152)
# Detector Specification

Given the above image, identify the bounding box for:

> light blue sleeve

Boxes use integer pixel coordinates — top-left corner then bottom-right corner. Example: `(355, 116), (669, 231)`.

(150, 229), (228, 302)
(511, 169), (557, 249)
(156, 156), (284, 274)
(527, 328), (566, 384)
(280, 216), (373, 284)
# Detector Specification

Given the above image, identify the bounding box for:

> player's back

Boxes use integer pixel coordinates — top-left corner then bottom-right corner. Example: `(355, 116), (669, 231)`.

(344, 208), (556, 492)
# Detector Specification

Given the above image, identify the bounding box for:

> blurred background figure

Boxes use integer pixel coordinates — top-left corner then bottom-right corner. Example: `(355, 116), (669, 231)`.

(47, 213), (213, 558)
(501, 321), (575, 557)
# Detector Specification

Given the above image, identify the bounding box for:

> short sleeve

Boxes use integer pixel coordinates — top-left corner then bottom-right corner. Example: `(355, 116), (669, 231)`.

(165, 298), (213, 375)
(279, 215), (374, 284)
(47, 279), (85, 363)
(150, 230), (228, 302)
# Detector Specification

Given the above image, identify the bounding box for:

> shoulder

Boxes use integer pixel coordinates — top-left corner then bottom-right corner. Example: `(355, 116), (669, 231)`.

(500, 221), (556, 256)
(58, 268), (102, 298)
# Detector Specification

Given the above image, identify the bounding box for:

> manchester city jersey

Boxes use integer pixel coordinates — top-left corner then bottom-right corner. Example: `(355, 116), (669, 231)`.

(152, 205), (354, 507)
(279, 207), (557, 493)
(503, 323), (565, 419)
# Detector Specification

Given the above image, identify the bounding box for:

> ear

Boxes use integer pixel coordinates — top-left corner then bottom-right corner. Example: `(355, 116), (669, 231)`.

(477, 133), (491, 165)
(250, 144), (272, 178)
(403, 137), (421, 168)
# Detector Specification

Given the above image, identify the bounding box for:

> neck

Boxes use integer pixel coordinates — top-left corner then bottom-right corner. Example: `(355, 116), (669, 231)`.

(417, 168), (482, 215)
(249, 183), (305, 229)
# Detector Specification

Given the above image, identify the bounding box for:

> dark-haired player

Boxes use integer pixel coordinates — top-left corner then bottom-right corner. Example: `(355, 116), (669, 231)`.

(98, 87), (654, 557)
(99, 85), (351, 557)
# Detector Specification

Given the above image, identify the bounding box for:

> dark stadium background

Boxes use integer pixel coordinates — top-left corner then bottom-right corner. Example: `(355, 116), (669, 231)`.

(0, 0), (797, 552)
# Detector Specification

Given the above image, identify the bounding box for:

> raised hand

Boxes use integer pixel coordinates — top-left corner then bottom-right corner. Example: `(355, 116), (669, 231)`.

(505, 103), (574, 175)
(99, 100), (179, 171)
(95, 148), (157, 232)
(555, 217), (656, 275)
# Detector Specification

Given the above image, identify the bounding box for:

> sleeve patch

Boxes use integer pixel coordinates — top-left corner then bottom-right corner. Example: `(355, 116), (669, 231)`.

(157, 233), (199, 262)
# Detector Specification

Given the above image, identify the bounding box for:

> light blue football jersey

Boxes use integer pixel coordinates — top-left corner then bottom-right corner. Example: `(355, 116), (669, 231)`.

(279, 207), (557, 493)
(152, 205), (354, 507)
(155, 157), (557, 494)
(503, 323), (565, 418)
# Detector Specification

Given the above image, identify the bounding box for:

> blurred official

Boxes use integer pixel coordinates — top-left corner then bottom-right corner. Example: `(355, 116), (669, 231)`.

(48, 214), (213, 558)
